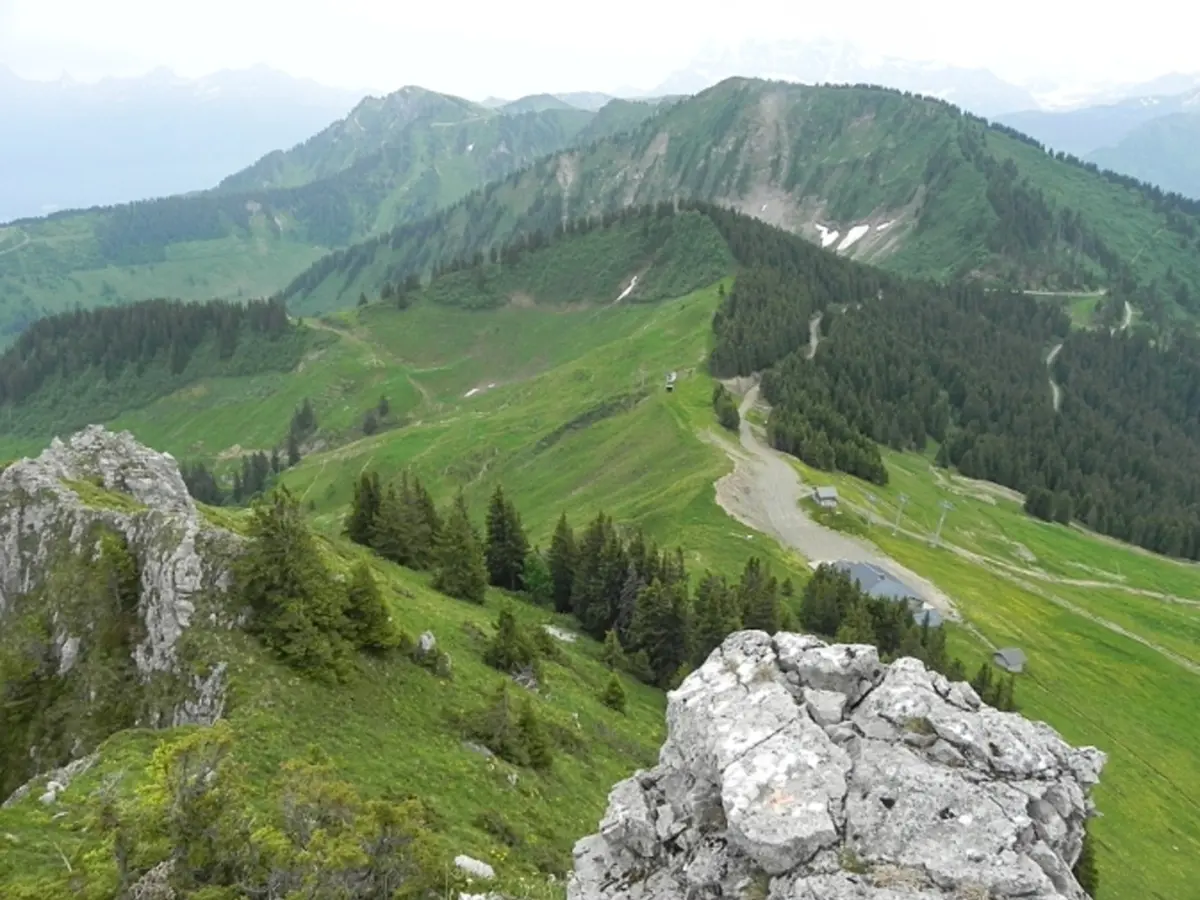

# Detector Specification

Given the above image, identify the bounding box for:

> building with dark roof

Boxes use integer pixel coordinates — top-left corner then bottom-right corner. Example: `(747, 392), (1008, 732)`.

(832, 560), (942, 628)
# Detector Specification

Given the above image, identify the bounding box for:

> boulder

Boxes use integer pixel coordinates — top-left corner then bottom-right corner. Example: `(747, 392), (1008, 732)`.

(455, 855), (497, 880)
(569, 631), (1105, 900)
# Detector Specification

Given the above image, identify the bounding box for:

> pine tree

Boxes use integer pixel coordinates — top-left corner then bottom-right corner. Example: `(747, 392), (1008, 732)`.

(692, 573), (740, 666)
(342, 563), (397, 653)
(369, 485), (413, 567)
(547, 513), (577, 614)
(286, 431), (302, 468)
(599, 673), (627, 713)
(522, 547), (553, 606)
(471, 683), (527, 766)
(834, 598), (877, 645)
(485, 485), (529, 591)
(518, 700), (553, 771)
(344, 472), (382, 547)
(234, 487), (349, 677)
(970, 663), (996, 704)
(484, 604), (536, 674)
(1073, 822), (1099, 897)
(602, 629), (626, 670)
(410, 476), (441, 569)
(433, 493), (487, 604)
(615, 563), (644, 644)
(628, 579), (690, 687)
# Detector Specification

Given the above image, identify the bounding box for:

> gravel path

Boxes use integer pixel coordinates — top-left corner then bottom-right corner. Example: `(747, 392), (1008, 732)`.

(710, 384), (960, 621)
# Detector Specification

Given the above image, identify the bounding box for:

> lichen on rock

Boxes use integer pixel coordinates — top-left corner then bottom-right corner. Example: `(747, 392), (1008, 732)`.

(569, 631), (1105, 900)
(0, 426), (241, 799)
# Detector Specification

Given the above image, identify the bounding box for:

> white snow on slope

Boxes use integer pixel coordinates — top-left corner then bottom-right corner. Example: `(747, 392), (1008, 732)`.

(617, 275), (639, 302)
(838, 224), (870, 251)
(464, 388), (480, 398)
(876, 220), (893, 231)
(467, 143), (475, 152)
(814, 224), (840, 248)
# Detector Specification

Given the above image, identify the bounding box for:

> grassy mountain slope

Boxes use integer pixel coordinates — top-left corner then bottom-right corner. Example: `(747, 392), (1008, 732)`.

(0, 217), (1197, 898)
(284, 79), (1200, 319)
(0, 519), (669, 895)
(0, 92), (601, 342)
(1090, 112), (1200, 200)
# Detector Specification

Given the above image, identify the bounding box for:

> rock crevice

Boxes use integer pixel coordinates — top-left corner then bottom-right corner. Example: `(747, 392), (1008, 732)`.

(570, 631), (1104, 900)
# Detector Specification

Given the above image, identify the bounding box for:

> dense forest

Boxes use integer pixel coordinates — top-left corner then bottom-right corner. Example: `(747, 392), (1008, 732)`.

(337, 472), (1015, 706)
(0, 297), (294, 407)
(704, 201), (1200, 559)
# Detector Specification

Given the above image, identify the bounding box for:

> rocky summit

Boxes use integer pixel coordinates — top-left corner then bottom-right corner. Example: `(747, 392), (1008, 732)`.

(0, 426), (239, 798)
(570, 631), (1105, 900)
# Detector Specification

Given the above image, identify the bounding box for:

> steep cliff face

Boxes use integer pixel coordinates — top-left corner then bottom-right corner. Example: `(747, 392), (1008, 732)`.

(570, 631), (1105, 900)
(0, 426), (239, 798)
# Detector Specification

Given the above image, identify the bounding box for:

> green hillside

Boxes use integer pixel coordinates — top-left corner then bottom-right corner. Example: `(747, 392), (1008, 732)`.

(284, 79), (1200, 324)
(2, 210), (1199, 899)
(0, 92), (605, 342)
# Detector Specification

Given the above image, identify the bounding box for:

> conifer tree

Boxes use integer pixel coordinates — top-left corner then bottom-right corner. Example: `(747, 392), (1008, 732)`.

(602, 629), (626, 670)
(369, 485), (413, 567)
(834, 598), (877, 645)
(522, 547), (553, 606)
(547, 513), (577, 613)
(471, 683), (527, 766)
(615, 563), (644, 644)
(433, 492), (487, 604)
(518, 699), (553, 771)
(342, 562), (397, 653)
(286, 431), (302, 468)
(484, 604), (537, 674)
(692, 573), (740, 666)
(1073, 822), (1099, 897)
(410, 476), (441, 569)
(599, 673), (627, 713)
(344, 472), (382, 547)
(628, 579), (691, 687)
(235, 487), (349, 677)
(485, 485), (529, 591)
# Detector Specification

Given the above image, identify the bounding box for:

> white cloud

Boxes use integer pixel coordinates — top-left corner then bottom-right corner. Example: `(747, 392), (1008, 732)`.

(1, 0), (1197, 98)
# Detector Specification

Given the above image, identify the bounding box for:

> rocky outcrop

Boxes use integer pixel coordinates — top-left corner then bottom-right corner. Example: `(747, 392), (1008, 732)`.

(0, 427), (240, 796)
(570, 631), (1105, 900)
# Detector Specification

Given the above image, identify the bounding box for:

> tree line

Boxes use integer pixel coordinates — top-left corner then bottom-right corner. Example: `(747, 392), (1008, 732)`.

(339, 471), (1016, 704)
(0, 296), (293, 407)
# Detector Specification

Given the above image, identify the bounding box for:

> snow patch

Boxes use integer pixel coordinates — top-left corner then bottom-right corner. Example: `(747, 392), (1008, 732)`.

(876, 220), (894, 231)
(617, 275), (639, 302)
(837, 224), (870, 251)
(467, 143), (475, 152)
(464, 388), (480, 398)
(760, 203), (769, 212)
(814, 224), (840, 248)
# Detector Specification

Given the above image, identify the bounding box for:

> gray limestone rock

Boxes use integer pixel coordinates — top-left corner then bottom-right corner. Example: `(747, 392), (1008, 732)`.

(569, 631), (1105, 900)
(0, 427), (240, 801)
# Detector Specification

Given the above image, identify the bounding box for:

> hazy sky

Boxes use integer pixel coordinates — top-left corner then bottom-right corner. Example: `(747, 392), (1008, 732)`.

(1, 0), (1197, 98)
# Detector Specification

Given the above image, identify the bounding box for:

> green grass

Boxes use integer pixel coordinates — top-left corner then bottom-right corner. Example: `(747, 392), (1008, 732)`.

(775, 444), (1200, 900)
(59, 478), (147, 515)
(0, 537), (667, 893)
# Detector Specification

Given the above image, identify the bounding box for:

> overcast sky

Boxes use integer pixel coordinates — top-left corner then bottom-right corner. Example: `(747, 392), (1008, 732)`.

(1, 0), (1197, 99)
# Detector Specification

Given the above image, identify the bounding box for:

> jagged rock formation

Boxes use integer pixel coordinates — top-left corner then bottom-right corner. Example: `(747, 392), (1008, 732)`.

(570, 631), (1105, 900)
(0, 426), (240, 797)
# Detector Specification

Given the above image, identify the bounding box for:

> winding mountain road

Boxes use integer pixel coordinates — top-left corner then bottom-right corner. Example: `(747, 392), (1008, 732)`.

(710, 384), (960, 621)
(1046, 343), (1063, 413)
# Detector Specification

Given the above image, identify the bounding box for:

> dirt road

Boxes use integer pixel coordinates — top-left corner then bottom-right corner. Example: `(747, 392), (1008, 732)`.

(710, 384), (960, 621)
(1046, 343), (1063, 413)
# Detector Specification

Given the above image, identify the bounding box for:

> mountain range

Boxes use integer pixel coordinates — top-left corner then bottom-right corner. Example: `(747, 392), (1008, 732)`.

(0, 65), (367, 223)
(998, 87), (1200, 199)
(2, 58), (1200, 900)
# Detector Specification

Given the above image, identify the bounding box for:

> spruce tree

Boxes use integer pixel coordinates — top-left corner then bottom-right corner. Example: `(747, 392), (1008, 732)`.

(522, 547), (553, 606)
(1073, 822), (1099, 897)
(369, 485), (413, 567)
(602, 629), (626, 670)
(834, 598), (877, 645)
(628, 579), (691, 687)
(410, 476), (441, 569)
(344, 472), (382, 547)
(342, 562), (397, 653)
(433, 492), (488, 604)
(548, 513), (577, 613)
(692, 573), (740, 666)
(599, 673), (627, 713)
(485, 485), (529, 591)
(484, 604), (536, 674)
(615, 563), (644, 644)
(518, 699), (553, 771)
(471, 683), (527, 766)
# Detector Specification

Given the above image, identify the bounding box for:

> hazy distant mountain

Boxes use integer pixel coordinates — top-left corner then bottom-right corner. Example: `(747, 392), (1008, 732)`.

(998, 89), (1200, 157)
(0, 65), (364, 223)
(1090, 111), (1200, 200)
(649, 39), (1038, 117)
(554, 92), (616, 111)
